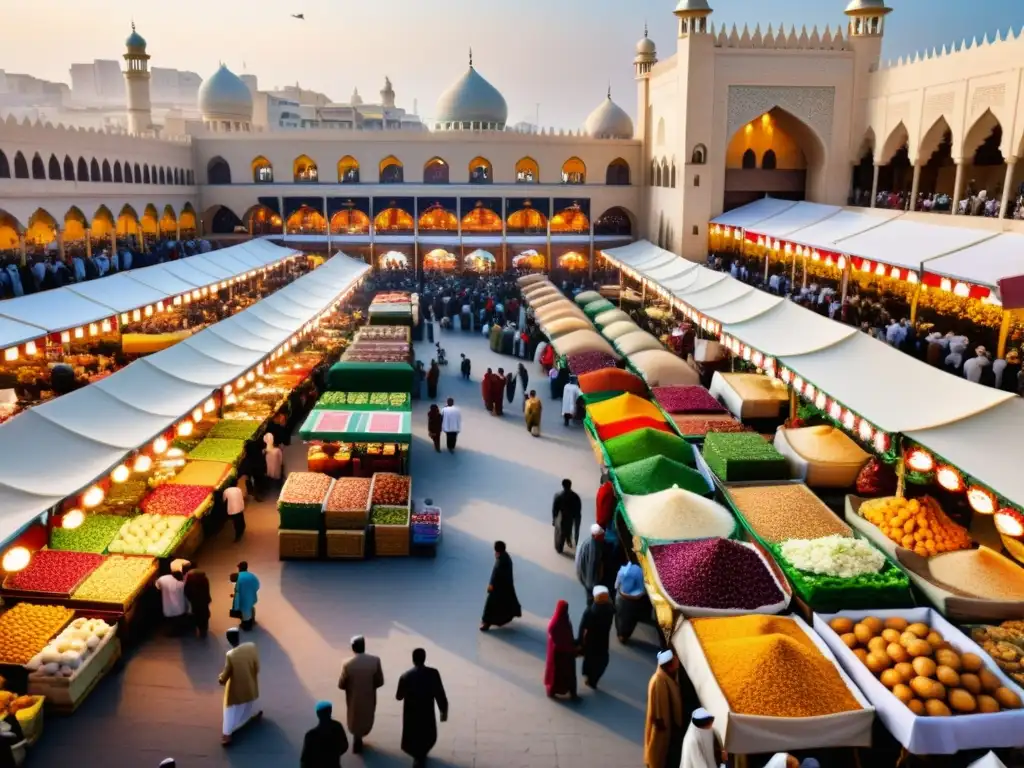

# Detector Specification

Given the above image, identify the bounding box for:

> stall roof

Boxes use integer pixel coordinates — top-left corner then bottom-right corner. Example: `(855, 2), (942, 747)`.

(645, 259), (700, 285)
(182, 333), (265, 367)
(780, 332), (1013, 433)
(259, 292), (317, 319)
(745, 202), (842, 237)
(710, 197), (797, 227)
(907, 398), (1024, 508)
(206, 321), (278, 353)
(784, 207), (902, 249)
(0, 288), (113, 333)
(602, 240), (662, 266)
(32, 386), (171, 450)
(0, 315), (47, 348)
(95, 360), (214, 418)
(224, 312), (292, 344)
(703, 285), (783, 324)
(160, 258), (228, 287)
(833, 219), (997, 270)
(684, 279), (755, 311)
(143, 343), (248, 387)
(0, 484), (67, 546)
(674, 269), (729, 297)
(245, 301), (306, 332)
(723, 300), (857, 356)
(66, 272), (172, 312)
(298, 408), (413, 443)
(185, 254), (238, 281)
(922, 233), (1024, 290)
(123, 263), (203, 296)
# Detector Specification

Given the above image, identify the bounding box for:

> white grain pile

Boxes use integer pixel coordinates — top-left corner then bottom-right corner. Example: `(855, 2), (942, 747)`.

(622, 486), (735, 541)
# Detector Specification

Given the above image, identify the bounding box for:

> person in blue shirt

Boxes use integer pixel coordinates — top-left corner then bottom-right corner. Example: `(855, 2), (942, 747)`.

(614, 560), (650, 644)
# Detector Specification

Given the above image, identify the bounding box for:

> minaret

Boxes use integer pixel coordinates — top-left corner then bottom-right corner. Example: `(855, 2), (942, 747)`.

(380, 76), (395, 109)
(123, 22), (153, 135)
(674, 0), (713, 38)
(634, 22), (657, 78)
(635, 24), (657, 198)
(844, 0), (891, 70)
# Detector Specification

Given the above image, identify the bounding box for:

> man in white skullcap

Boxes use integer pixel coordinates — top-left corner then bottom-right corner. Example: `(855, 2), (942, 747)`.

(577, 584), (615, 689)
(158, 760), (175, 768)
(575, 524), (606, 606)
(644, 650), (683, 768)
(338, 635), (384, 754)
(680, 707), (726, 768)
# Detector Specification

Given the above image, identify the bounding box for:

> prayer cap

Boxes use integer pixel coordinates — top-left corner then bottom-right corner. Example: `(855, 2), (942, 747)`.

(351, 635), (364, 644)
(315, 700), (332, 713)
(159, 760), (176, 768)
(692, 707), (714, 724)
(656, 649), (674, 666)
(590, 523), (604, 536)
(226, 627), (240, 637)
(592, 585), (609, 597)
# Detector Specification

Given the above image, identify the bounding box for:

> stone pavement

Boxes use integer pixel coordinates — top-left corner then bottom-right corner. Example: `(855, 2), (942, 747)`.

(30, 327), (660, 768)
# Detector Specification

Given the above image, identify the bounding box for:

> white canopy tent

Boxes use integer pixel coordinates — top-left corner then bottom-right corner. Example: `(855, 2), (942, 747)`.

(782, 207), (902, 249)
(0, 315), (48, 349)
(66, 273), (172, 313)
(746, 202), (842, 238)
(711, 198), (797, 228)
(0, 289), (115, 336)
(922, 233), (1024, 290)
(722, 300), (858, 357)
(832, 219), (997, 271)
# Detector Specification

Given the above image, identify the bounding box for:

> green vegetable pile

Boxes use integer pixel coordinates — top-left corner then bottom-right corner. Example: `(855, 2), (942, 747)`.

(49, 515), (127, 553)
(701, 433), (789, 483)
(187, 438), (246, 464)
(208, 419), (262, 441)
(603, 428), (695, 469)
(318, 391), (410, 411)
(370, 392), (409, 408)
(371, 506), (410, 526)
(93, 480), (148, 515)
(172, 436), (202, 452)
(612, 455), (710, 496)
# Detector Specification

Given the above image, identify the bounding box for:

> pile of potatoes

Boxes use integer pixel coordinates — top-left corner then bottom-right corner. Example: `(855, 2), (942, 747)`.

(829, 615), (1023, 717)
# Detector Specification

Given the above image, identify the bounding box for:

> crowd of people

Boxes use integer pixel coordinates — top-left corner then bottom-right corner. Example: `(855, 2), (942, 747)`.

(851, 182), (1024, 219)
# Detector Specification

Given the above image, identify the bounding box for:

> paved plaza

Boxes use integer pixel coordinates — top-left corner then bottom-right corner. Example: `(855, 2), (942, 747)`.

(30, 328), (658, 768)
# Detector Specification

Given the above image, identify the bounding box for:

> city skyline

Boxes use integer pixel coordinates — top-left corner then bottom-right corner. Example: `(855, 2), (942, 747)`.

(2, 0), (1022, 126)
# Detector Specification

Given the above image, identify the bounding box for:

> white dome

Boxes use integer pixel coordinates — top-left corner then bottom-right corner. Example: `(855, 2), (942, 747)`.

(674, 0), (712, 12)
(636, 35), (656, 55)
(198, 65), (253, 123)
(845, 0), (889, 11)
(434, 65), (508, 129)
(584, 94), (634, 139)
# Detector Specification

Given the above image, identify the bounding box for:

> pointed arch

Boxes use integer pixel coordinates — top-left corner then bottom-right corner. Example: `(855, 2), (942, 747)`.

(187, 170), (194, 185)
(123, 161), (133, 183)
(63, 155), (74, 181)
(30, 153), (45, 179)
(64, 206), (88, 241)
(150, 165), (157, 184)
(330, 208), (370, 234)
(691, 144), (707, 165)
(423, 157), (449, 184)
(77, 157), (88, 181)
(652, 159), (660, 187)
(113, 161), (122, 182)
(594, 206), (634, 237)
(48, 154), (61, 180)
(670, 159), (677, 188)
(142, 164), (150, 184)
(857, 128), (876, 160)
(741, 148), (757, 169)
(373, 205), (414, 232)
(286, 205), (326, 233)
(506, 206), (547, 234)
(89, 158), (100, 182)
(26, 208), (57, 245)
(468, 156), (492, 184)
(561, 157), (586, 184)
(102, 159), (112, 182)
(204, 205), (242, 234)
(515, 156), (538, 183)
(13, 151), (28, 178)
(0, 209), (22, 249)
(762, 149), (777, 170)
(173, 168), (179, 185)
(91, 205), (115, 238)
(249, 155), (272, 183)
(134, 162), (142, 183)
(418, 202), (458, 231)
(158, 167), (165, 185)
(141, 204), (159, 235)
(0, 150), (9, 179)
(963, 108), (1003, 162)
(605, 158), (630, 186)
(462, 203), (502, 233)
(207, 156), (231, 185)
(179, 203), (197, 235)
(338, 155), (360, 183)
(379, 155), (403, 183)
(551, 202), (589, 233)
(660, 158), (669, 187)
(117, 204), (140, 237)
(293, 154), (318, 183)
(879, 121), (910, 165)
(160, 205), (178, 236)
(656, 117), (666, 146)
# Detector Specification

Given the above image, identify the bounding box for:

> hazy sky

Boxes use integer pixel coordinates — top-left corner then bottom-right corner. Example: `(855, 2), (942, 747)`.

(4, 0), (1021, 126)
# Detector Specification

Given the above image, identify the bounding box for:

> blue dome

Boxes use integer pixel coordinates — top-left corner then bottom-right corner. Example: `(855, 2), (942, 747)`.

(126, 28), (146, 48)
(434, 66), (508, 128)
(198, 65), (253, 122)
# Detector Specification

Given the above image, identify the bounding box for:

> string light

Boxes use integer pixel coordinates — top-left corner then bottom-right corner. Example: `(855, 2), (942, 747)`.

(204, 398), (216, 413)
(842, 410), (857, 431)
(82, 485), (105, 508)
(874, 432), (890, 454)
(62, 510), (85, 529)
(133, 455), (152, 473)
(995, 509), (1024, 538)
(192, 408), (203, 423)
(111, 464), (130, 483)
(25, 341), (37, 356)
(153, 437), (168, 455)
(906, 448), (935, 472)
(177, 421), (194, 437)
(967, 486), (996, 515)
(858, 420), (874, 443)
(936, 465), (964, 492)
(2, 547), (31, 573)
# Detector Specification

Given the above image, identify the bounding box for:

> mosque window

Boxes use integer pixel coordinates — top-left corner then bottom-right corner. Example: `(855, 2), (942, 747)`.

(561, 157), (586, 185)
(379, 156), (404, 183)
(469, 157), (492, 184)
(606, 158), (630, 186)
(31, 153), (45, 179)
(63, 156), (74, 181)
(338, 156), (360, 183)
(742, 149), (757, 169)
(0, 150), (9, 179)
(762, 150), (777, 170)
(124, 162), (133, 183)
(13, 152), (28, 179)
(293, 155), (318, 183)
(424, 158), (449, 184)
(252, 156), (273, 183)
(694, 174), (700, 188)
(671, 163), (677, 188)
(90, 159), (100, 182)
(691, 144), (707, 165)
(515, 157), (538, 183)
(208, 157), (232, 185)
(103, 161), (113, 183)
(113, 162), (122, 183)
(49, 155), (62, 180)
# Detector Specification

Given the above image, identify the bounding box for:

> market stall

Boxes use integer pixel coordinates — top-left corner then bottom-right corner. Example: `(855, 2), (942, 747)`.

(300, 408), (412, 475)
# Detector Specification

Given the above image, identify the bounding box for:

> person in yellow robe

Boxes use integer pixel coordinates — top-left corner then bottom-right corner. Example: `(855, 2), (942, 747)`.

(644, 650), (683, 768)
(524, 390), (543, 436)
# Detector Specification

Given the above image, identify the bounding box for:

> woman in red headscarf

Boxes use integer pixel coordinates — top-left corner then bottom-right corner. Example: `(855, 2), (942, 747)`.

(544, 600), (578, 699)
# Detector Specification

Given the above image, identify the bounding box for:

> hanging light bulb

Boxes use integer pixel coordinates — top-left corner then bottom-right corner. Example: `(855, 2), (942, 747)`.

(62, 509), (85, 529)
(815, 392), (827, 410)
(153, 436), (168, 455)
(843, 410), (857, 431)
(177, 421), (194, 437)
(74, 327), (84, 339)
(906, 448), (935, 472)
(861, 260), (872, 273)
(858, 420), (874, 443)
(82, 485), (105, 508)
(223, 384), (233, 396)
(121, 313), (130, 325)
(805, 385), (816, 401)
(88, 323), (99, 336)
(203, 398), (216, 413)
(907, 272), (919, 285)
(133, 454), (153, 473)
(829, 402), (842, 421)
(101, 319), (112, 333)
(60, 331), (70, 343)
(936, 465), (965, 492)
(3, 348), (17, 362)
(874, 432), (890, 454)
(235, 377), (246, 390)
(995, 508), (1024, 538)
(875, 263), (886, 277)
(246, 371), (256, 383)
(967, 486), (996, 515)
(156, 301), (165, 313)
(2, 547), (31, 573)
(133, 309), (142, 322)
(111, 464), (130, 483)
(192, 407), (203, 423)
(25, 341), (37, 356)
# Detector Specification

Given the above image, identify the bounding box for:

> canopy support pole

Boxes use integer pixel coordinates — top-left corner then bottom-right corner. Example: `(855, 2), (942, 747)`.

(909, 283), (922, 324)
(790, 250), (797, 285)
(787, 386), (798, 427)
(802, 255), (808, 290)
(840, 259), (850, 304)
(998, 308), (1014, 359)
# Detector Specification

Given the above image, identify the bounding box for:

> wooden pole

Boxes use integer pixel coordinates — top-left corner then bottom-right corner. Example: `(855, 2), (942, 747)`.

(998, 308), (1014, 359)
(909, 282), (922, 324)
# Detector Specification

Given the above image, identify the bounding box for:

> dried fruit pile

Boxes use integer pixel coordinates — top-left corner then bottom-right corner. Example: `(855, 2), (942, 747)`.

(652, 386), (727, 415)
(971, 622), (1024, 688)
(650, 538), (784, 610)
(0, 604), (75, 664)
(142, 484), (213, 517)
(279, 472), (334, 511)
(72, 555), (156, 604)
(4, 550), (104, 596)
(702, 432), (789, 483)
(208, 419), (262, 441)
(325, 477), (372, 513)
(829, 615), (1023, 716)
(566, 351), (619, 377)
(371, 506), (410, 526)
(859, 496), (972, 557)
(372, 473), (410, 506)
(49, 515), (125, 553)
(187, 438), (246, 464)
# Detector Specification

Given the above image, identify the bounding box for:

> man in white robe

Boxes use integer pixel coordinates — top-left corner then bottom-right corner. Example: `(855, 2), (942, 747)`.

(679, 708), (722, 768)
(561, 377), (581, 427)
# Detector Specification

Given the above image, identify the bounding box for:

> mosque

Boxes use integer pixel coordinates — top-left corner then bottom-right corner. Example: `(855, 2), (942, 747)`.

(0, 0), (1022, 270)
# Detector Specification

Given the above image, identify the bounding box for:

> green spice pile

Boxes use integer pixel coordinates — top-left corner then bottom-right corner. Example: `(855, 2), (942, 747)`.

(613, 455), (709, 496)
(603, 428), (695, 468)
(701, 433), (789, 482)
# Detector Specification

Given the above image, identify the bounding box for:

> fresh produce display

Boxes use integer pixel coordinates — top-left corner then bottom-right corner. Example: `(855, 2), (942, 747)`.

(49, 515), (125, 553)
(169, 460), (233, 488)
(372, 473), (410, 506)
(106, 514), (191, 557)
(595, 416), (674, 443)
(324, 477), (372, 512)
(356, 325), (409, 341)
(371, 506), (410, 526)
(621, 486), (735, 541)
(728, 484), (852, 543)
(859, 496), (973, 556)
(603, 428), (695, 468)
(566, 351), (619, 377)
(971, 622), (1024, 687)
(0, 604), (75, 664)
(208, 419), (262, 441)
(279, 472), (334, 510)
(827, 615), (1023, 715)
(924, 548), (1024, 601)
(702, 433), (789, 483)
(71, 555), (156, 604)
(652, 386), (727, 415)
(25, 617), (113, 678)
(141, 484), (213, 518)
(693, 615), (862, 717)
(577, 368), (648, 397)
(670, 415), (748, 436)
(92, 479), (149, 515)
(319, 391), (370, 407)
(650, 538), (785, 610)
(371, 392), (409, 408)
(4, 550), (104, 596)
(0, 691), (40, 719)
(613, 455), (710, 496)
(779, 536), (886, 578)
(187, 438), (246, 464)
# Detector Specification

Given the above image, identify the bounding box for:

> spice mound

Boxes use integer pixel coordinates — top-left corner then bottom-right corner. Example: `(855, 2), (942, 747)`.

(926, 547), (1024, 601)
(693, 615), (861, 717)
(613, 455), (709, 496)
(728, 484), (851, 543)
(622, 487), (735, 541)
(650, 538), (783, 610)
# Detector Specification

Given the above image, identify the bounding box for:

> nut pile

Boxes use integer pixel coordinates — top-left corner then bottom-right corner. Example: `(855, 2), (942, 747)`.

(0, 604), (75, 664)
(372, 473), (410, 506)
(971, 622), (1024, 688)
(859, 496), (972, 556)
(729, 484), (852, 543)
(72, 555), (156, 604)
(325, 477), (372, 513)
(279, 472), (334, 509)
(829, 615), (1023, 716)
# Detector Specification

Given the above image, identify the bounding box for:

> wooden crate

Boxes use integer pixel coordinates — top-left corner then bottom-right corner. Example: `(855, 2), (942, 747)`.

(326, 530), (365, 559)
(28, 629), (121, 714)
(278, 529), (319, 560)
(374, 524), (410, 557)
(324, 508), (369, 531)
(170, 520), (205, 561)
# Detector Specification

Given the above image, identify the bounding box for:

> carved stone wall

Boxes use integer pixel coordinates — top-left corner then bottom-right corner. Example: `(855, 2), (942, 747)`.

(727, 85), (836, 146)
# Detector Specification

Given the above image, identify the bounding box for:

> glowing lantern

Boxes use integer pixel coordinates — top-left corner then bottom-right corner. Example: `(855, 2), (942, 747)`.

(906, 448), (935, 472)
(837, 256), (846, 270)
(192, 408), (203, 423)
(88, 323), (99, 336)
(995, 509), (1024, 538)
(183, 294), (191, 304)
(805, 385), (816, 401)
(111, 464), (130, 483)
(875, 263), (886, 277)
(751, 351), (764, 368)
(858, 420), (874, 443)
(133, 454), (152, 473)
(192, 290), (201, 300)
(2, 547), (31, 573)
(173, 296), (182, 306)
(3, 348), (17, 362)
(133, 309), (142, 322)
(203, 398), (216, 413)
(246, 371), (256, 383)
(861, 260), (872, 273)
(235, 377), (246, 390)
(177, 421), (194, 437)
(121, 313), (130, 324)
(101, 319), (112, 333)
(153, 437), (168, 455)
(829, 402), (842, 420)
(74, 327), (84, 339)
(815, 392), (827, 410)
(25, 341), (36, 356)
(792, 377), (804, 393)
(166, 448), (184, 458)
(825, 255), (834, 267)
(967, 486), (996, 515)
(784, 243), (792, 254)
(940, 278), (952, 292)
(62, 509), (85, 529)
(874, 432), (890, 453)
(907, 272), (918, 284)
(226, 393), (238, 405)
(82, 485), (105, 508)
(156, 301), (165, 313)
(954, 282), (970, 298)
(200, 287), (209, 297)
(843, 410), (857, 431)
(742, 347), (752, 362)
(936, 465), (964, 492)
(223, 384), (233, 396)
(812, 251), (821, 262)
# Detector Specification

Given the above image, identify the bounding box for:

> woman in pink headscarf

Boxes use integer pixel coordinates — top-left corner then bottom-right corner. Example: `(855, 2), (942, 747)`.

(263, 433), (284, 487)
(543, 600), (578, 699)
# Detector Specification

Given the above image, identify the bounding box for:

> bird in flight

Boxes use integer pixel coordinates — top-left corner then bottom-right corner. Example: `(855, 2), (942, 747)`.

(291, 13), (305, 19)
